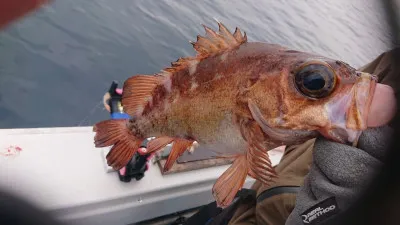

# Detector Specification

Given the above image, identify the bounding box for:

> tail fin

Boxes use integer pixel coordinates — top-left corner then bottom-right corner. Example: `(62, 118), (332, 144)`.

(93, 119), (142, 170)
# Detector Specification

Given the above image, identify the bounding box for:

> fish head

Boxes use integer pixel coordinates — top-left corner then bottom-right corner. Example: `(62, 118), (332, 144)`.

(248, 50), (396, 146)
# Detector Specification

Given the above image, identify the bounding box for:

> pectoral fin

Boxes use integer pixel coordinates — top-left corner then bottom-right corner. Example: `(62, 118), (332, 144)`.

(212, 122), (277, 208)
(237, 115), (278, 184)
(246, 144), (277, 184)
(212, 143), (277, 208)
(212, 155), (248, 208)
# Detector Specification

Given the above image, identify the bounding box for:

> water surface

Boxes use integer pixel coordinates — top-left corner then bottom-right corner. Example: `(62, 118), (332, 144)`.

(0, 0), (391, 128)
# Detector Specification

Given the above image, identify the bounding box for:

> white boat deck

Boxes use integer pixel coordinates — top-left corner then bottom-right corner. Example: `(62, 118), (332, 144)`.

(0, 126), (284, 225)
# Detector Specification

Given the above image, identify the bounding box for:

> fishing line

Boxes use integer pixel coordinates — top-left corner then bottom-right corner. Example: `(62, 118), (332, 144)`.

(76, 100), (105, 127)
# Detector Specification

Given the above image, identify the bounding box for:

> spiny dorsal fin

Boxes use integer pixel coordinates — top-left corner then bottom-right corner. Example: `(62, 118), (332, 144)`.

(121, 22), (247, 117)
(194, 22), (247, 55)
(159, 21), (247, 76)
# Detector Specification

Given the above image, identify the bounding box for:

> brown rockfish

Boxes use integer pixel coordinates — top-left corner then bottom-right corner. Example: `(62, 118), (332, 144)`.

(93, 22), (396, 207)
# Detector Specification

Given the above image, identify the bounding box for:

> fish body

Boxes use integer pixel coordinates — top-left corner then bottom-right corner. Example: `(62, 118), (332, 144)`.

(94, 22), (396, 207)
(134, 43), (292, 155)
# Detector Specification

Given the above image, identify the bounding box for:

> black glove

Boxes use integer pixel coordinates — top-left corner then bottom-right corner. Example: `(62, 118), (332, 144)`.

(285, 126), (393, 225)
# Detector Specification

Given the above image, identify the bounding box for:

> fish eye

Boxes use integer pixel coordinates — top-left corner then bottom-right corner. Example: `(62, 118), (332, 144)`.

(294, 62), (337, 99)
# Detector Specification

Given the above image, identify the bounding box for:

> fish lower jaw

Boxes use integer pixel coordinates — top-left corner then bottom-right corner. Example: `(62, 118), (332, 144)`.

(320, 127), (362, 146)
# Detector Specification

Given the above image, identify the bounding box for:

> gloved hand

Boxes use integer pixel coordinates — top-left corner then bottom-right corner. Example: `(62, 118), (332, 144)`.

(285, 125), (393, 225)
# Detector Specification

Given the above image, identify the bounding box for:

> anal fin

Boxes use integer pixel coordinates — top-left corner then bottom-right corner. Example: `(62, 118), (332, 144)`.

(237, 114), (278, 184)
(212, 155), (248, 208)
(163, 139), (193, 172)
(146, 136), (174, 154)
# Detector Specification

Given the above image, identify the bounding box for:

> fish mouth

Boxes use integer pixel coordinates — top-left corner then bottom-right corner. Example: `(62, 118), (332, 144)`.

(323, 72), (396, 146)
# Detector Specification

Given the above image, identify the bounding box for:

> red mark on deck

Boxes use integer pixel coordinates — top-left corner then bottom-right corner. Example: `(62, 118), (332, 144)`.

(0, 145), (22, 157)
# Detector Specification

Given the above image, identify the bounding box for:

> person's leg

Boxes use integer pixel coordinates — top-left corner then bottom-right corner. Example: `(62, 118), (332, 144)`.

(227, 180), (261, 225)
(225, 195), (257, 225)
